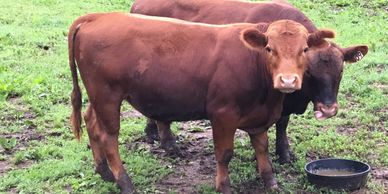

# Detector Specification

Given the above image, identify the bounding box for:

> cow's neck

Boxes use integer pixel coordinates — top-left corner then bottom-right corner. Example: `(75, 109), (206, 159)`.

(235, 52), (285, 130)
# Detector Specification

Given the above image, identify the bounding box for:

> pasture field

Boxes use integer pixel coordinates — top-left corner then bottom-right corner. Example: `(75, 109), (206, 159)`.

(0, 0), (387, 193)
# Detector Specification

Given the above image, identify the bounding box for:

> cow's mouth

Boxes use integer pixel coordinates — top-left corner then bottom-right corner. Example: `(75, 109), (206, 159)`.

(314, 102), (339, 120)
(314, 111), (328, 120)
(279, 89), (296, 93)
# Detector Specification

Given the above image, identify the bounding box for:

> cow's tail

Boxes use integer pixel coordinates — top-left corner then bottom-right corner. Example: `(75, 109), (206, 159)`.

(68, 13), (101, 141)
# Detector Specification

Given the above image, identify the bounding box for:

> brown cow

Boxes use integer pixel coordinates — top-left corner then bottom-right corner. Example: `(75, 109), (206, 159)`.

(131, 0), (369, 163)
(69, 13), (334, 193)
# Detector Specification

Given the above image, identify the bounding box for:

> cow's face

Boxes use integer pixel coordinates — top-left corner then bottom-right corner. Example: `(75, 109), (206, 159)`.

(241, 20), (335, 93)
(306, 43), (368, 120)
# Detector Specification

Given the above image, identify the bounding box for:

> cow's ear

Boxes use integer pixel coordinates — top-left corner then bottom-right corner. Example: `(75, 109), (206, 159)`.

(342, 45), (368, 63)
(256, 23), (269, 33)
(240, 28), (267, 51)
(308, 29), (335, 47)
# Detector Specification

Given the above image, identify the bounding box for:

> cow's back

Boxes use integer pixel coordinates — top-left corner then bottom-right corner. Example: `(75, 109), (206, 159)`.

(131, 0), (317, 32)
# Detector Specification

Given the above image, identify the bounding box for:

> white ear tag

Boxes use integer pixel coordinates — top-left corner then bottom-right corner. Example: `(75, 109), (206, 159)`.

(355, 51), (364, 61)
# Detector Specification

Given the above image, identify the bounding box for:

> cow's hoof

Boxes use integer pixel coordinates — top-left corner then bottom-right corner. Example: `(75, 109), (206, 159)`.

(117, 172), (136, 194)
(144, 128), (160, 143)
(96, 160), (115, 182)
(144, 121), (160, 143)
(261, 171), (278, 190)
(278, 153), (291, 164)
(267, 183), (280, 192)
(215, 183), (232, 194)
(277, 150), (295, 164)
(99, 169), (115, 182)
(264, 178), (277, 187)
(163, 143), (186, 158)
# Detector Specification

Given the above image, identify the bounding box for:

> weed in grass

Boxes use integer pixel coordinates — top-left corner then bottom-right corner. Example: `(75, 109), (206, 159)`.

(0, 137), (17, 152)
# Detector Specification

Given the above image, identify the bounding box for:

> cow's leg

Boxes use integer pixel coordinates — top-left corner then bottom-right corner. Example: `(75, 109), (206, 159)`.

(84, 105), (114, 182)
(211, 120), (237, 194)
(275, 116), (292, 164)
(155, 121), (182, 157)
(249, 131), (278, 189)
(91, 92), (135, 194)
(144, 118), (159, 143)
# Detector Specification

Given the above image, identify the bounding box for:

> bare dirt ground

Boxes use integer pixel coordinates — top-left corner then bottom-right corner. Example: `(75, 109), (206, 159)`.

(0, 97), (43, 176)
(128, 120), (216, 193)
(128, 116), (388, 194)
(127, 118), (268, 194)
(153, 129), (216, 193)
(371, 167), (388, 192)
(2, 107), (386, 193)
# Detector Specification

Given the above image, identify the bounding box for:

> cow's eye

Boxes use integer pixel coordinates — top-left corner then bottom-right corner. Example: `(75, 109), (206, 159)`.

(265, 46), (272, 53)
(303, 47), (309, 53)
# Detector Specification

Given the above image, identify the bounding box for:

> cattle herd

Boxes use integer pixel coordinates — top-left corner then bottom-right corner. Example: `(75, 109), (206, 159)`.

(68, 0), (368, 193)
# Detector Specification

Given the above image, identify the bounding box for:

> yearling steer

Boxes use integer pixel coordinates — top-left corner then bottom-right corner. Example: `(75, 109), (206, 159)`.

(131, 0), (369, 163)
(69, 13), (333, 193)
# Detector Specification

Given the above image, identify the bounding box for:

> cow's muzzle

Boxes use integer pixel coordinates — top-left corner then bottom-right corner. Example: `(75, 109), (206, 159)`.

(274, 74), (301, 93)
(314, 102), (339, 121)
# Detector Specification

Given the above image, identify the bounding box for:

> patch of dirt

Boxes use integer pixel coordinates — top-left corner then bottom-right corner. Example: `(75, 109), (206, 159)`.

(367, 63), (386, 74)
(0, 97), (43, 176)
(130, 120), (263, 193)
(120, 109), (144, 119)
(368, 106), (388, 134)
(130, 121), (215, 193)
(0, 160), (12, 175)
(231, 179), (267, 194)
(373, 83), (387, 93)
(7, 187), (18, 194)
(0, 129), (41, 177)
(305, 151), (330, 162)
(336, 105), (387, 135)
(1, 128), (44, 154)
(3, 97), (41, 136)
(2, 97), (36, 125)
(336, 125), (358, 135)
(371, 167), (388, 191)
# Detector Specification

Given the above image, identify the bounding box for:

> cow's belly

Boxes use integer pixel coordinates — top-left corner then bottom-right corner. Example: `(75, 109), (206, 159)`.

(125, 76), (209, 122)
(237, 101), (283, 134)
(128, 96), (208, 122)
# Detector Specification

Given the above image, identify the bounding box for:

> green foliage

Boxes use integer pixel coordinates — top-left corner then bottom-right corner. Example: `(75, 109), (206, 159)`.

(0, 137), (17, 151)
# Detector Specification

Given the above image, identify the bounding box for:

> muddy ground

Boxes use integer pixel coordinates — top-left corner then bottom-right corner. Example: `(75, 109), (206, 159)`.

(125, 116), (388, 193)
(1, 106), (387, 193)
(0, 97), (44, 176)
(128, 119), (269, 194)
(124, 111), (388, 193)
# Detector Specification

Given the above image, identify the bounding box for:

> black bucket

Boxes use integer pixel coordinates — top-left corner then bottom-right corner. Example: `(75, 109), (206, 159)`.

(305, 158), (370, 191)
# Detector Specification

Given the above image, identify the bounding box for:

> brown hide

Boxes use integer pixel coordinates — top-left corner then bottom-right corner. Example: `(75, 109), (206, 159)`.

(131, 0), (368, 119)
(71, 13), (315, 126)
(131, 0), (317, 32)
(131, 0), (369, 166)
(69, 13), (321, 193)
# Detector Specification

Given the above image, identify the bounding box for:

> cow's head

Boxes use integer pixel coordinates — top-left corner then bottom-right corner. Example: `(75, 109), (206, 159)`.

(306, 42), (368, 120)
(240, 20), (335, 93)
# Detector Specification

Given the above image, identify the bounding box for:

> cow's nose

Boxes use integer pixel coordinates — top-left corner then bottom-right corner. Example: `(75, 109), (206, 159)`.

(314, 102), (339, 120)
(280, 75), (297, 87)
(274, 74), (301, 93)
(320, 103), (338, 116)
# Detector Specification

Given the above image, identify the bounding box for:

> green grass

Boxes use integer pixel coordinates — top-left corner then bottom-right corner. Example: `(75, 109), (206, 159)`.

(0, 0), (387, 193)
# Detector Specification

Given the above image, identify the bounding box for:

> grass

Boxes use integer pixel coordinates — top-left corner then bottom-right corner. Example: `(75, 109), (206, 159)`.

(0, 0), (387, 193)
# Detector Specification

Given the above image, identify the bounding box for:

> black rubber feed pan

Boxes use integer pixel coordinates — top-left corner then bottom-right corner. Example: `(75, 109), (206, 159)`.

(305, 158), (370, 191)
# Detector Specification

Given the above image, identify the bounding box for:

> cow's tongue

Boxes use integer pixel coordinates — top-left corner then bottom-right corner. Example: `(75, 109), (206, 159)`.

(314, 111), (326, 121)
